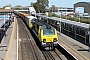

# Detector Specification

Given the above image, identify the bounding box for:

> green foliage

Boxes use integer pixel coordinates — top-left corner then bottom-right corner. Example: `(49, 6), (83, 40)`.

(49, 14), (90, 24)
(15, 5), (22, 7)
(15, 5), (22, 10)
(50, 5), (58, 12)
(3, 6), (6, 9)
(33, 0), (49, 13)
(6, 4), (12, 7)
(3, 4), (12, 9)
(48, 13), (58, 17)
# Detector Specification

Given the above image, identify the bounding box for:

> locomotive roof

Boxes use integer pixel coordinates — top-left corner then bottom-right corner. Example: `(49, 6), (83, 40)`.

(32, 19), (50, 26)
(41, 25), (54, 30)
(32, 19), (54, 30)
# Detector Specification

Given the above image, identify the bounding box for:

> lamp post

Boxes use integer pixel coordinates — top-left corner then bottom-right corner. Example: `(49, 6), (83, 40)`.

(58, 0), (61, 34)
(59, 13), (61, 35)
(51, 2), (53, 13)
(66, 7), (67, 19)
(4, 15), (5, 28)
(79, 13), (80, 22)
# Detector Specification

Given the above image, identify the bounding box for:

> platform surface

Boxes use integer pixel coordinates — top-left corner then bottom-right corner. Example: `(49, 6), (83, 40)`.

(58, 33), (90, 60)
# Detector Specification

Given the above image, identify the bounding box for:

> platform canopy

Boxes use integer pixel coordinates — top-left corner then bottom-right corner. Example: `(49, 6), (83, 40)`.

(0, 9), (14, 13)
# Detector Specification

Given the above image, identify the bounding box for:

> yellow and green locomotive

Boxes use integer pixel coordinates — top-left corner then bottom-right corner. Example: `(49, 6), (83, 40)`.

(15, 12), (58, 50)
(31, 19), (58, 50)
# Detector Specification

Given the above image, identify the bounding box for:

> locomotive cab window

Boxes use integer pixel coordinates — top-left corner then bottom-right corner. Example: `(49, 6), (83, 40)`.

(43, 29), (55, 35)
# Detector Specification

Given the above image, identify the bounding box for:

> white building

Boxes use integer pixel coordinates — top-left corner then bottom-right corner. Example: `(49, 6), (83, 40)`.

(5, 6), (11, 9)
(58, 7), (74, 16)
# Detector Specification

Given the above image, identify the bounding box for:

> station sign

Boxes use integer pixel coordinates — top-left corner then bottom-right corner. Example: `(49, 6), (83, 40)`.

(75, 7), (84, 15)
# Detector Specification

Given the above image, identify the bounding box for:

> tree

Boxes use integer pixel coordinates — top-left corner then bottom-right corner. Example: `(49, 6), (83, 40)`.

(3, 4), (12, 9)
(31, 2), (33, 6)
(3, 6), (6, 9)
(50, 5), (58, 12)
(33, 0), (49, 13)
(15, 5), (22, 7)
(6, 4), (12, 7)
(15, 5), (22, 10)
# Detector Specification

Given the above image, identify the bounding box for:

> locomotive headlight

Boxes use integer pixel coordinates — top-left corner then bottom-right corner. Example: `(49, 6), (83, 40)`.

(54, 38), (57, 42)
(43, 39), (46, 43)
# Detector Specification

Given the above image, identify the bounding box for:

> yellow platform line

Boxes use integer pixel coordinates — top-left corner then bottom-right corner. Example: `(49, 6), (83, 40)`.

(5, 17), (16, 60)
(59, 38), (89, 60)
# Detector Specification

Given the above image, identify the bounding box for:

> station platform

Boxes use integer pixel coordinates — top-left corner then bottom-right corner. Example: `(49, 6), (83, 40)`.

(0, 17), (17, 60)
(58, 33), (90, 60)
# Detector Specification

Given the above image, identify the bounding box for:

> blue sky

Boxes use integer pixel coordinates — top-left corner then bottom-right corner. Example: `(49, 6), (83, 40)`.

(0, 0), (90, 8)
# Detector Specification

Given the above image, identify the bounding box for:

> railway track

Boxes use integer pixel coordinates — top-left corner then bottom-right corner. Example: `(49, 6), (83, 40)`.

(16, 15), (76, 60)
(42, 51), (55, 60)
(30, 26), (75, 60)
(41, 47), (75, 60)
(17, 17), (41, 60)
(42, 48), (64, 60)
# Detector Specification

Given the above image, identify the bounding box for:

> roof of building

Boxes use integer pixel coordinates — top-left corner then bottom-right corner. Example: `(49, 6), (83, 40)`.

(75, 2), (90, 5)
(0, 9), (14, 13)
